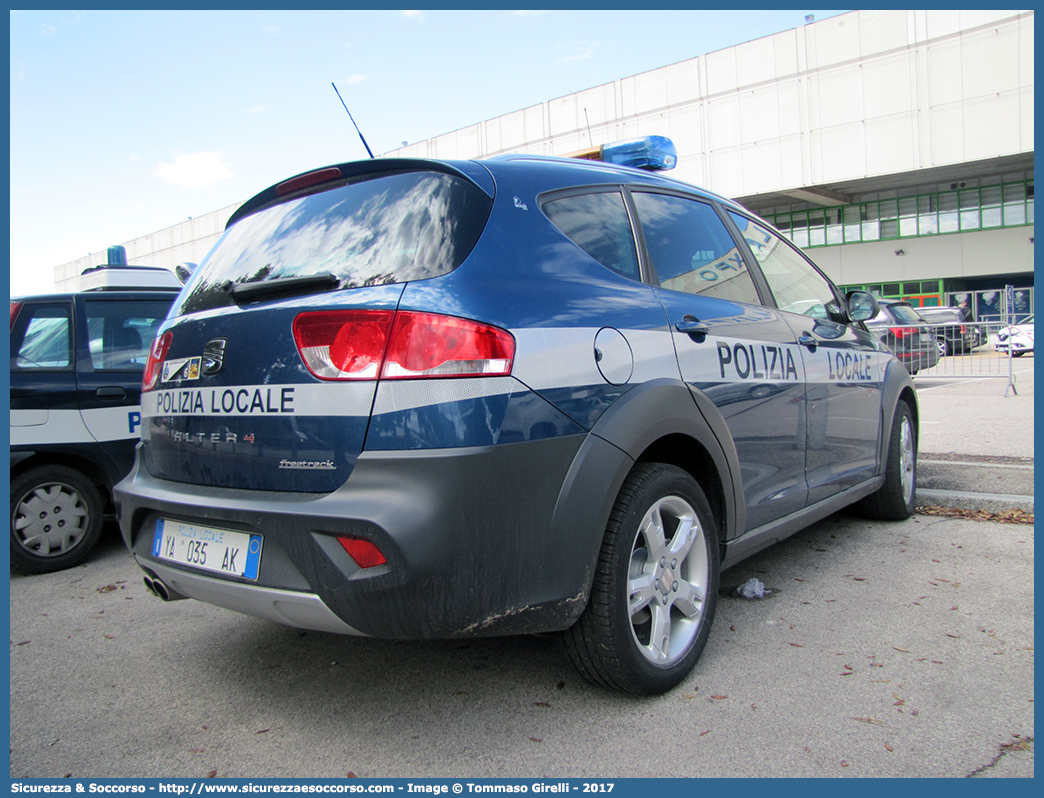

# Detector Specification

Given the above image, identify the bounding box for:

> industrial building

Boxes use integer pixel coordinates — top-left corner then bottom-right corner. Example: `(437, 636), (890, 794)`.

(56, 9), (1034, 320)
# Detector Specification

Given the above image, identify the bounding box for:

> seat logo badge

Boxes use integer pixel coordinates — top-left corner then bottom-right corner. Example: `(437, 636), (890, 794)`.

(202, 339), (227, 375)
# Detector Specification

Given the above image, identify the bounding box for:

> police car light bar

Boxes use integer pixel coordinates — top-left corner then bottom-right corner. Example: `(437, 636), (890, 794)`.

(564, 135), (678, 171)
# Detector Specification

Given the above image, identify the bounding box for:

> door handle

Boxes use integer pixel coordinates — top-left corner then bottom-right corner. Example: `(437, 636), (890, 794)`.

(797, 332), (818, 351)
(675, 317), (710, 341)
(96, 386), (127, 400)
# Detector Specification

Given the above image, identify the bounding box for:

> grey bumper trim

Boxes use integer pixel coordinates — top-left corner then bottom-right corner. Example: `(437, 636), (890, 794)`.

(141, 558), (368, 636)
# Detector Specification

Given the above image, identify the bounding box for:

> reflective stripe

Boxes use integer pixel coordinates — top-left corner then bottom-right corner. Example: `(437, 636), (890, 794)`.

(142, 383), (375, 418)
(10, 407), (140, 446)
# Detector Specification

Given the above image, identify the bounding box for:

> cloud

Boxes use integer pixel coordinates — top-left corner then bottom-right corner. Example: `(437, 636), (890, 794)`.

(346, 74), (366, 84)
(15, 63), (26, 80)
(560, 41), (599, 62)
(247, 105), (266, 114)
(154, 152), (234, 189)
(40, 23), (57, 35)
(261, 25), (280, 35)
(124, 204), (142, 215)
(400, 10), (424, 20)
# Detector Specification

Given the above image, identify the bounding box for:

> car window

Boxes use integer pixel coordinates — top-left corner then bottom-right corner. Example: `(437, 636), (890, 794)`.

(175, 170), (493, 315)
(885, 304), (923, 324)
(728, 212), (837, 319)
(85, 299), (173, 371)
(632, 192), (761, 304)
(12, 305), (72, 369)
(542, 191), (640, 280)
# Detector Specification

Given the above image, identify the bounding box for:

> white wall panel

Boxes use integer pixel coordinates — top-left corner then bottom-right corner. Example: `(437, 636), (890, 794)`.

(857, 10), (910, 55)
(707, 95), (741, 151)
(865, 113), (917, 175)
(741, 140), (783, 195)
(927, 39), (964, 106)
(962, 26), (1021, 99)
(862, 55), (915, 119)
(928, 103), (965, 165)
(778, 135), (804, 188)
(633, 69), (669, 114)
(964, 92), (1022, 159)
(664, 60), (700, 105)
(814, 123), (866, 183)
(812, 67), (864, 128)
(734, 36), (778, 87)
(739, 87), (781, 144)
(807, 14), (860, 68)
(925, 10), (963, 40)
(772, 29), (800, 78)
(705, 47), (738, 95)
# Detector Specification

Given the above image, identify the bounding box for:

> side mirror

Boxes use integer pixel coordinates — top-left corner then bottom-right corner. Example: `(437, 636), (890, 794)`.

(175, 262), (197, 285)
(846, 290), (879, 322)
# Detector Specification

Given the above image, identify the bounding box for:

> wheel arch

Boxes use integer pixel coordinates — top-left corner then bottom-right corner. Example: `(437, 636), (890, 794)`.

(9, 450), (117, 507)
(878, 363), (920, 474)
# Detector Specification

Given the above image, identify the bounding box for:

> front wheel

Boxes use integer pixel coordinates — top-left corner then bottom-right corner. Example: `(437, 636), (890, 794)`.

(10, 465), (104, 574)
(858, 402), (917, 521)
(563, 463), (719, 695)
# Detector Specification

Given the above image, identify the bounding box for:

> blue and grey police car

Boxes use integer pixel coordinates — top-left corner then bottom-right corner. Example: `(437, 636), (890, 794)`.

(11, 265), (178, 573)
(114, 137), (917, 694)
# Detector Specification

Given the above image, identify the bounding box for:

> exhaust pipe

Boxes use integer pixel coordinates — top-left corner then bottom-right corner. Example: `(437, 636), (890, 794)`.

(142, 575), (189, 602)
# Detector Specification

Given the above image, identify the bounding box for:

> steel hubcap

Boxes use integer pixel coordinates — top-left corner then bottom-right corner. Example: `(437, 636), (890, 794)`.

(13, 483), (90, 557)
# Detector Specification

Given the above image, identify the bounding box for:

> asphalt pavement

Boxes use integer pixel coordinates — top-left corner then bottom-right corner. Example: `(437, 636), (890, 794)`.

(913, 356), (1034, 514)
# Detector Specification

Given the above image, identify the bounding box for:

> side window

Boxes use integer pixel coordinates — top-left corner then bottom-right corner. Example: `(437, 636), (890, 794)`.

(85, 299), (173, 371)
(12, 305), (72, 369)
(542, 191), (640, 280)
(729, 212), (838, 319)
(631, 192), (761, 304)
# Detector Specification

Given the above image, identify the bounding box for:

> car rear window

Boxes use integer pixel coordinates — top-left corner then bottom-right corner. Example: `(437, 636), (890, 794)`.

(174, 170), (493, 315)
(887, 304), (924, 324)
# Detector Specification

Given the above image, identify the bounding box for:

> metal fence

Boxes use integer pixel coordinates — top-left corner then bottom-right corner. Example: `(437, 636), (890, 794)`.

(905, 321), (1026, 394)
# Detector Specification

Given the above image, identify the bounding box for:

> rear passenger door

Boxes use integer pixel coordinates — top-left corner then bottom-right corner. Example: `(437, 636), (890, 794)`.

(75, 296), (175, 472)
(631, 190), (810, 531)
(10, 300), (81, 443)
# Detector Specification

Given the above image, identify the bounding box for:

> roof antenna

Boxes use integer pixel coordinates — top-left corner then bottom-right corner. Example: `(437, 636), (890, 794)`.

(584, 107), (594, 145)
(331, 82), (375, 159)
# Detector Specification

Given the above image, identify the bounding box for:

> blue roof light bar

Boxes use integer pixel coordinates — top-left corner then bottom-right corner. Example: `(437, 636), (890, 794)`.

(565, 135), (678, 171)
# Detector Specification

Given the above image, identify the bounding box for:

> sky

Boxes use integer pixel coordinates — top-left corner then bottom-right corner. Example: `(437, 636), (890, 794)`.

(9, 8), (848, 297)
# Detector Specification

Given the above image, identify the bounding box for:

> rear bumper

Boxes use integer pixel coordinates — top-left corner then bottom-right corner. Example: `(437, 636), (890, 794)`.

(116, 433), (616, 639)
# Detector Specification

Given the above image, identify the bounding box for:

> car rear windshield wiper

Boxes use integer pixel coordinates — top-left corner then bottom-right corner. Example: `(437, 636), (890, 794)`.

(227, 273), (341, 304)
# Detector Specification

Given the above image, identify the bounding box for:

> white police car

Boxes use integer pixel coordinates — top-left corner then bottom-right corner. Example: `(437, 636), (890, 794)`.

(115, 137), (918, 694)
(10, 260), (179, 572)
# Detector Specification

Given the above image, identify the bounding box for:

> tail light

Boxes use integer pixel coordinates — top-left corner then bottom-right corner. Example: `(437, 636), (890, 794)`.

(143, 332), (173, 391)
(10, 302), (22, 329)
(889, 326), (916, 338)
(293, 310), (515, 381)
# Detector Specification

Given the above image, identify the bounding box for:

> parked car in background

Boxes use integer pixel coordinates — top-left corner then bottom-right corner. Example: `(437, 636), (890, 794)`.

(10, 267), (179, 573)
(916, 305), (985, 357)
(995, 315), (1034, 356)
(865, 299), (940, 374)
(114, 136), (920, 695)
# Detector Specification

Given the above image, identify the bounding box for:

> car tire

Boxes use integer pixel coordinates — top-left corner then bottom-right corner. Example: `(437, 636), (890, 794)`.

(562, 463), (719, 695)
(857, 402), (917, 521)
(10, 465), (104, 574)
(1013, 351), (1025, 357)
(936, 336), (949, 358)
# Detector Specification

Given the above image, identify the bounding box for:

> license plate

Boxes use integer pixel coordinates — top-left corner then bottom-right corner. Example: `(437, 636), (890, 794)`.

(152, 519), (263, 580)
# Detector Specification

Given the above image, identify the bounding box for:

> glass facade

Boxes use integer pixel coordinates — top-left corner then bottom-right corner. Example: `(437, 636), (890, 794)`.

(768, 180), (1034, 249)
